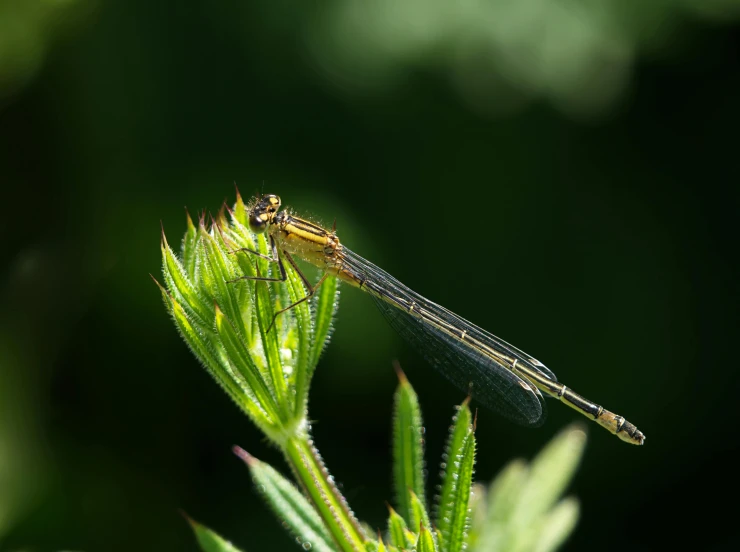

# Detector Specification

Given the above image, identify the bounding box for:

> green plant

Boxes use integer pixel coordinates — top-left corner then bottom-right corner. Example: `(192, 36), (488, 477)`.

(157, 192), (585, 552)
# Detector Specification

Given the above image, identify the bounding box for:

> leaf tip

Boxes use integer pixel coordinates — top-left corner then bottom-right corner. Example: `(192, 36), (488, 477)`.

(233, 445), (256, 465)
(392, 360), (408, 384)
(179, 508), (196, 526)
(150, 273), (164, 290)
(160, 220), (169, 246)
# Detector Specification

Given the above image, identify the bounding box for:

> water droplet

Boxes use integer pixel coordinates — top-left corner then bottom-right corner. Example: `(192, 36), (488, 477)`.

(302, 542), (312, 550)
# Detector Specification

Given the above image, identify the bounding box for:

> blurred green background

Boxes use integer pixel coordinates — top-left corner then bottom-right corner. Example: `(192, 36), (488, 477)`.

(1, 1), (738, 550)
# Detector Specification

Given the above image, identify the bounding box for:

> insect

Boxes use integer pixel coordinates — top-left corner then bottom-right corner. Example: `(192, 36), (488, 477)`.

(231, 194), (645, 445)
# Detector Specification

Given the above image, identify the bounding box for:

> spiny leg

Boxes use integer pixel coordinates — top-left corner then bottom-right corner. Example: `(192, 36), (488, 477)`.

(226, 235), (287, 284)
(228, 237), (329, 333)
(265, 250), (330, 333)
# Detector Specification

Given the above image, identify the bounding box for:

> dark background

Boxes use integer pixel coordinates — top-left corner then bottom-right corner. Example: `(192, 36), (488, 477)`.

(1, 1), (738, 551)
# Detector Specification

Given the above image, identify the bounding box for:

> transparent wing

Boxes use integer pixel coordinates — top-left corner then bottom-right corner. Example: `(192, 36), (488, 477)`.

(340, 248), (550, 427)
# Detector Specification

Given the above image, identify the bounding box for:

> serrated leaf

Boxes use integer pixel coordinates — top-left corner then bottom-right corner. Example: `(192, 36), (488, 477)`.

(253, 275), (291, 418)
(436, 401), (474, 552)
(409, 491), (433, 547)
(199, 227), (248, 338)
(392, 374), (426, 527)
(233, 187), (248, 226)
(463, 482), (487, 549)
(283, 257), (313, 419)
(417, 524), (437, 552)
(434, 527), (444, 550)
(444, 430), (475, 552)
(162, 235), (214, 329)
(214, 305), (278, 423)
(238, 449), (336, 552)
(282, 439), (366, 552)
(387, 506), (415, 549)
(310, 273), (338, 370)
(182, 210), (199, 279)
(170, 298), (272, 429)
(187, 517), (246, 552)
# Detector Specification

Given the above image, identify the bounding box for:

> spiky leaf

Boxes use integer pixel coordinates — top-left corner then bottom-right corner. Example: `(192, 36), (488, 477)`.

(392, 370), (426, 527)
(235, 447), (335, 552)
(417, 524), (437, 552)
(436, 401), (475, 552)
(187, 517), (247, 552)
(387, 506), (416, 549)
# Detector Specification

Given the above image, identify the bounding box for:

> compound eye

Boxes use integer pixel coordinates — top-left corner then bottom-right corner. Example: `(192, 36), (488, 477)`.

(248, 213), (268, 234)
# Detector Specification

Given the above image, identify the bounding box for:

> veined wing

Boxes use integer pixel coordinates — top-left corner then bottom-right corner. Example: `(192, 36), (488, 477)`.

(339, 248), (552, 427)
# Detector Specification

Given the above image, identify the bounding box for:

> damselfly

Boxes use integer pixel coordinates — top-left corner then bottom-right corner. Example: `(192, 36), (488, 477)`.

(231, 194), (645, 445)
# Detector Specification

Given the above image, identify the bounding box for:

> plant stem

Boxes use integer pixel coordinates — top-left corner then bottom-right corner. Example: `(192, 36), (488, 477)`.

(283, 436), (366, 552)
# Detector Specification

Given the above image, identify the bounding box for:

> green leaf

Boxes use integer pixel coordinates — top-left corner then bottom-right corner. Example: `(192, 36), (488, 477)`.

(511, 424), (586, 525)
(473, 426), (585, 552)
(187, 516), (246, 552)
(436, 400), (475, 552)
(182, 210), (199, 279)
(471, 460), (527, 552)
(531, 497), (580, 552)
(235, 447), (336, 552)
(392, 370), (426, 527)
(365, 537), (401, 552)
(417, 524), (437, 552)
(283, 257), (313, 419)
(214, 305), (279, 424)
(283, 439), (366, 552)
(486, 459), (528, 526)
(309, 273), (338, 371)
(252, 257), (291, 417)
(408, 490), (438, 549)
(170, 297), (272, 429)
(233, 187), (249, 226)
(161, 231), (214, 330)
(410, 490), (433, 535)
(463, 482), (487, 549)
(199, 227), (247, 339)
(445, 429), (475, 552)
(387, 506), (415, 549)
